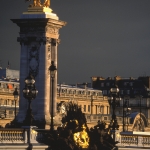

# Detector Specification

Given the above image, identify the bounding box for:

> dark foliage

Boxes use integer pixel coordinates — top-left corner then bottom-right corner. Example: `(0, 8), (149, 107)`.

(88, 121), (118, 150)
(62, 102), (88, 133)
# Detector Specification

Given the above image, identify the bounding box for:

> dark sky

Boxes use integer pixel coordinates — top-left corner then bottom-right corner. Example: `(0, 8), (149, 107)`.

(0, 0), (150, 84)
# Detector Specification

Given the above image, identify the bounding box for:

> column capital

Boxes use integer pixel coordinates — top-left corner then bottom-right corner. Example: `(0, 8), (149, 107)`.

(51, 38), (60, 46)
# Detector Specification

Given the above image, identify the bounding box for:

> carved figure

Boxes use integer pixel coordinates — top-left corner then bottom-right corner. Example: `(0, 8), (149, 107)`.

(25, 0), (50, 7)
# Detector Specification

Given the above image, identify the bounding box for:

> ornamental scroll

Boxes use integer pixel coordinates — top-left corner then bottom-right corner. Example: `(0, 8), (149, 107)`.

(25, 0), (50, 7)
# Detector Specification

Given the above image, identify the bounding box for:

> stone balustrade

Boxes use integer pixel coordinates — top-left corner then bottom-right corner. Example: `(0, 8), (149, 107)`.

(0, 127), (46, 144)
(116, 131), (150, 148)
(0, 126), (48, 150)
(0, 128), (25, 143)
(0, 128), (150, 149)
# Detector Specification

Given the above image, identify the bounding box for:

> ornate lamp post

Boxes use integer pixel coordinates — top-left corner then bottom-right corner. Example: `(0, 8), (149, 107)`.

(108, 84), (120, 139)
(13, 88), (19, 127)
(123, 98), (128, 132)
(122, 97), (131, 132)
(49, 61), (57, 132)
(23, 74), (38, 126)
(139, 94), (143, 131)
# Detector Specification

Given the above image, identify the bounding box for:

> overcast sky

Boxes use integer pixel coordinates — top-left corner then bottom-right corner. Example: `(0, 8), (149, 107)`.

(0, 0), (150, 84)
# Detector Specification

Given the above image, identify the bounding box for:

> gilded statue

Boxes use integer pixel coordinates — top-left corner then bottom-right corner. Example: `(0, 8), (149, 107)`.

(73, 124), (89, 148)
(25, 0), (50, 7)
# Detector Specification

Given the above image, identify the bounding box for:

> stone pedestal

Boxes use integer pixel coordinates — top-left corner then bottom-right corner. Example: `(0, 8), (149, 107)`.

(11, 7), (66, 128)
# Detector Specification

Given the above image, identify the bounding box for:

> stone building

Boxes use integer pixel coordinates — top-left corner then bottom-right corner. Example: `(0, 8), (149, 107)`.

(0, 79), (19, 127)
(56, 84), (110, 127)
(0, 68), (19, 81)
(0, 75), (110, 127)
(0, 69), (110, 128)
(91, 76), (150, 131)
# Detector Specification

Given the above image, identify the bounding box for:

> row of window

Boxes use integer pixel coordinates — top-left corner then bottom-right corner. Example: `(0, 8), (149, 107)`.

(101, 82), (134, 87)
(87, 115), (108, 120)
(0, 99), (18, 105)
(103, 90), (131, 95)
(81, 105), (105, 114)
(57, 88), (102, 96)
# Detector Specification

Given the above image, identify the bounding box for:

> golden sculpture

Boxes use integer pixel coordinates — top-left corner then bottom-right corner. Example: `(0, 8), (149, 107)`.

(25, 0), (50, 7)
(73, 124), (89, 148)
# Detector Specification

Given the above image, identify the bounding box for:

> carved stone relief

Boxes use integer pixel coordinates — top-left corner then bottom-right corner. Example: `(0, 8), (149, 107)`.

(18, 36), (59, 77)
(46, 26), (59, 35)
(28, 43), (40, 77)
(47, 44), (51, 60)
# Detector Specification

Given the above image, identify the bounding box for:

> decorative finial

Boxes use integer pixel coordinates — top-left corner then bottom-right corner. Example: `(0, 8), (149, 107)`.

(25, 0), (50, 7)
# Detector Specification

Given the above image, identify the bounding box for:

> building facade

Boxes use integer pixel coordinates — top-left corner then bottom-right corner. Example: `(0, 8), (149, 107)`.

(91, 76), (150, 131)
(56, 84), (110, 127)
(0, 76), (110, 127)
(0, 79), (19, 127)
(0, 69), (19, 81)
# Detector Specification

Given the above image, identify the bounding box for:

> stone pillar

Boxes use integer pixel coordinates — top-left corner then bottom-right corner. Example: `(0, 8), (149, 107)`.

(11, 7), (66, 128)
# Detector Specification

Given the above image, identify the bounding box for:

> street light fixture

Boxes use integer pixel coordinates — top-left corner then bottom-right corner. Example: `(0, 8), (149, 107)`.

(49, 61), (57, 132)
(122, 96), (131, 132)
(108, 84), (120, 139)
(23, 74), (38, 126)
(123, 99), (127, 132)
(13, 88), (19, 127)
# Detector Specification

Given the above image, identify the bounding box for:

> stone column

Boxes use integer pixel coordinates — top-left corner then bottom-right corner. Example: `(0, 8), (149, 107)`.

(1, 99), (4, 105)
(11, 7), (66, 128)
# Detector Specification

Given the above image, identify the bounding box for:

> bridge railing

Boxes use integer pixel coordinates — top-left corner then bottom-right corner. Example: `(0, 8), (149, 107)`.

(116, 131), (150, 148)
(1, 127), (150, 149)
(0, 126), (46, 144)
(0, 128), (25, 143)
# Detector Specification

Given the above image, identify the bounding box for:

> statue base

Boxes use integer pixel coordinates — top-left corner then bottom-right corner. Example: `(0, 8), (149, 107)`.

(21, 7), (58, 20)
(27, 6), (53, 13)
